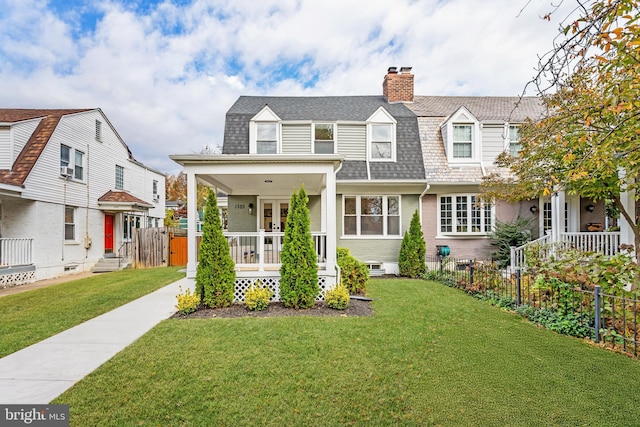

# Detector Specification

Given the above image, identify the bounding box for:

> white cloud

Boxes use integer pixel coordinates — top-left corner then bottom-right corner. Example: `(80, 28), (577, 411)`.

(0, 0), (577, 174)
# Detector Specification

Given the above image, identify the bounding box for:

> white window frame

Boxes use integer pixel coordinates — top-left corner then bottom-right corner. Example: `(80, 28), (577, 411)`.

(313, 123), (336, 154)
(64, 206), (76, 241)
(342, 195), (402, 238)
(60, 144), (85, 181)
(452, 124), (473, 159)
(115, 165), (124, 190)
(96, 120), (102, 141)
(367, 107), (397, 162)
(442, 107), (480, 164)
(249, 106), (282, 154)
(437, 194), (493, 236)
(507, 124), (521, 157)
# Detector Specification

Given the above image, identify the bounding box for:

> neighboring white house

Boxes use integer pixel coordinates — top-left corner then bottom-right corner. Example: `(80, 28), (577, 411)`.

(0, 108), (166, 286)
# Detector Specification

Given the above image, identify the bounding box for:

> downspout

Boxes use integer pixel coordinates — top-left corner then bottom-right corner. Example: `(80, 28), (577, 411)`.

(418, 184), (431, 228)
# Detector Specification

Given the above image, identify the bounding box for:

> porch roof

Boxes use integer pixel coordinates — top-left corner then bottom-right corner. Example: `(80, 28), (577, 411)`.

(97, 190), (153, 211)
(170, 154), (344, 196)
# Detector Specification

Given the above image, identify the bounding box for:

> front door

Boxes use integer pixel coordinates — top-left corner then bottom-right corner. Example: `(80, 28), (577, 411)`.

(262, 200), (289, 233)
(104, 214), (114, 253)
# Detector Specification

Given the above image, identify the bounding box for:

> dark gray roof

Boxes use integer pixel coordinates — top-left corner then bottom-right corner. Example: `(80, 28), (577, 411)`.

(408, 96), (545, 122)
(223, 96), (425, 181)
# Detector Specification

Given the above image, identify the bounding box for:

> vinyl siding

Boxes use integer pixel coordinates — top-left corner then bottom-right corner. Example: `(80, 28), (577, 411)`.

(13, 120), (40, 163)
(337, 124), (366, 160)
(482, 124), (505, 163)
(281, 124), (311, 154)
(0, 127), (10, 169)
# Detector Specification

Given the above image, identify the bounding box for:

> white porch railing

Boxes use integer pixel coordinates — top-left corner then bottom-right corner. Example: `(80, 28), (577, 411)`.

(511, 232), (621, 270)
(215, 230), (327, 271)
(0, 238), (34, 267)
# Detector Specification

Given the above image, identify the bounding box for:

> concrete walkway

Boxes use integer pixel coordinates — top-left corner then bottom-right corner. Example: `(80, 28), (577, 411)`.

(0, 277), (190, 404)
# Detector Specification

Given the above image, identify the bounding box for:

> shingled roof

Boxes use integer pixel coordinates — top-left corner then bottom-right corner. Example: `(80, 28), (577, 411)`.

(222, 96), (425, 181)
(408, 96), (545, 122)
(0, 109), (93, 187)
(98, 190), (153, 208)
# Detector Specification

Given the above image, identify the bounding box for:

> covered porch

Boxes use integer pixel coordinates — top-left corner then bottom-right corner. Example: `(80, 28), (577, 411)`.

(170, 154), (344, 295)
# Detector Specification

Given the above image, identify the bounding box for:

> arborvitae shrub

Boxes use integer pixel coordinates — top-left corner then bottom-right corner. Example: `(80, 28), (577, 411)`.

(279, 186), (319, 309)
(337, 247), (369, 294)
(195, 190), (236, 308)
(398, 210), (426, 278)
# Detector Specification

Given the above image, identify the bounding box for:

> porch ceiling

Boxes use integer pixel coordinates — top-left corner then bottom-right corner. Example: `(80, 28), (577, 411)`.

(198, 173), (326, 196)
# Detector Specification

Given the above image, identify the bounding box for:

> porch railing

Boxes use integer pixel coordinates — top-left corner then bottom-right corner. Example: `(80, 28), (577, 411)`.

(512, 231), (621, 270)
(221, 230), (327, 271)
(0, 238), (34, 267)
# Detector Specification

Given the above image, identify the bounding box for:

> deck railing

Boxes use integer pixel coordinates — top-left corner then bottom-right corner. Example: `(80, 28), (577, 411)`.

(195, 230), (327, 271)
(512, 232), (621, 270)
(0, 238), (34, 267)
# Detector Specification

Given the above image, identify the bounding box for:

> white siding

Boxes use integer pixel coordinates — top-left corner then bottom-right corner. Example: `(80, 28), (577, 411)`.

(337, 124), (366, 160)
(0, 127), (10, 169)
(281, 124), (311, 154)
(482, 124), (506, 163)
(13, 119), (40, 163)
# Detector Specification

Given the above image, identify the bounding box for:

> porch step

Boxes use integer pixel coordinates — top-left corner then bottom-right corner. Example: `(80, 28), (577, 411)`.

(91, 257), (130, 273)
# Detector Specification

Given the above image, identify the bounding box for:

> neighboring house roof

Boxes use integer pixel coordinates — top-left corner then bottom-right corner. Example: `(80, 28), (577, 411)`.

(222, 96), (425, 181)
(0, 109), (91, 186)
(408, 96), (545, 122)
(98, 190), (153, 208)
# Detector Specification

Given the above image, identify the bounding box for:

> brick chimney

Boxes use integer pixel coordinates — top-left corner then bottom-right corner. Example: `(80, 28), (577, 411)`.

(383, 66), (414, 103)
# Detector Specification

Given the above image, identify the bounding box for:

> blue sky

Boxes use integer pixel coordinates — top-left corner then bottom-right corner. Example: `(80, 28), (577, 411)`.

(0, 0), (576, 174)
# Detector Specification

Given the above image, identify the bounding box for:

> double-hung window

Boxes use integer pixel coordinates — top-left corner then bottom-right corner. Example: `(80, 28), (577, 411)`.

(508, 125), (521, 156)
(60, 144), (84, 180)
(257, 123), (278, 154)
(371, 124), (392, 160)
(452, 124), (473, 159)
(64, 206), (75, 241)
(96, 120), (102, 141)
(343, 195), (400, 236)
(314, 124), (335, 154)
(115, 165), (124, 190)
(439, 195), (492, 235)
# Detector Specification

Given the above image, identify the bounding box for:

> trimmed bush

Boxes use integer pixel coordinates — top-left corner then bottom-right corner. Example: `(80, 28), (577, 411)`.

(175, 286), (200, 315)
(244, 281), (273, 311)
(325, 284), (350, 310)
(195, 190), (236, 308)
(337, 247), (369, 294)
(398, 210), (426, 278)
(279, 186), (319, 309)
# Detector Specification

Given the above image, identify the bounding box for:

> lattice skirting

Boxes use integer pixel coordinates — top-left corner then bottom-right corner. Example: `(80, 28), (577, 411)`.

(0, 270), (36, 289)
(234, 276), (331, 303)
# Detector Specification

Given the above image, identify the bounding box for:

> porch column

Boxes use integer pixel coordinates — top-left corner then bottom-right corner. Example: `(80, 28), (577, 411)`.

(551, 189), (565, 243)
(325, 166), (337, 285)
(186, 170), (198, 280)
(618, 167), (636, 259)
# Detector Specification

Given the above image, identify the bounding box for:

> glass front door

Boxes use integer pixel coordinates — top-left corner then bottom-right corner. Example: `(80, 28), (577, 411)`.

(262, 200), (289, 233)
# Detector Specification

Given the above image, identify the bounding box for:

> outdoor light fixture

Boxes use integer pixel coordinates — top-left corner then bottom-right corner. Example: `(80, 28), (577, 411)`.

(586, 204), (595, 212)
(248, 203), (254, 215)
(529, 205), (538, 214)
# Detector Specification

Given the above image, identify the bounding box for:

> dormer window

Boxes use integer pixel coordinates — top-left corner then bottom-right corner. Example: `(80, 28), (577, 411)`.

(508, 125), (521, 156)
(367, 107), (396, 162)
(442, 107), (480, 163)
(314, 124), (335, 154)
(257, 123), (278, 154)
(452, 124), (473, 158)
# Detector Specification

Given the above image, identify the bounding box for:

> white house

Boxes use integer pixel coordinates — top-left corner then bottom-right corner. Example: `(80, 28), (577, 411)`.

(0, 109), (166, 286)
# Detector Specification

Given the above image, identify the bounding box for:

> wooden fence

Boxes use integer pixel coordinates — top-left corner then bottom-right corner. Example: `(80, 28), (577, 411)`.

(131, 227), (188, 268)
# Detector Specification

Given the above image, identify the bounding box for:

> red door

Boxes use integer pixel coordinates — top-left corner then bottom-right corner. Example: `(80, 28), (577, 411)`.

(104, 214), (114, 253)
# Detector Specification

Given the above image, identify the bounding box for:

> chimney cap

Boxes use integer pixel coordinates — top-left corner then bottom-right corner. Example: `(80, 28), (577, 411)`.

(387, 66), (398, 74)
(400, 66), (412, 73)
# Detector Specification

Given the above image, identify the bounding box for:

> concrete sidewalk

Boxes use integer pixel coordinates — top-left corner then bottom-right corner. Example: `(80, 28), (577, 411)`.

(0, 277), (190, 404)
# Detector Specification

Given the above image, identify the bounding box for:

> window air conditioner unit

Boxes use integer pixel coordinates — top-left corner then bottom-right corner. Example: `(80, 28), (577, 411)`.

(60, 166), (73, 177)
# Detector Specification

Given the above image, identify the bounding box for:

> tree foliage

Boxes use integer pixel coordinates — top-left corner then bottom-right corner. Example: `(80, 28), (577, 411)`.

(279, 186), (319, 309)
(165, 172), (209, 210)
(195, 190), (235, 308)
(399, 210), (426, 278)
(482, 0), (640, 255)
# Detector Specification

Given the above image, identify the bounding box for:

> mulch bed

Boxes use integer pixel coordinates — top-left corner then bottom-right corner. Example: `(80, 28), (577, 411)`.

(172, 298), (373, 319)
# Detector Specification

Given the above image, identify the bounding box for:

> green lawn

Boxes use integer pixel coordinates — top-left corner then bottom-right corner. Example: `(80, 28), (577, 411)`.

(0, 267), (184, 358)
(56, 278), (640, 426)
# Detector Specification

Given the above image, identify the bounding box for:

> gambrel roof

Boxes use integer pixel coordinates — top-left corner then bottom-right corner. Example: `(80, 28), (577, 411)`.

(222, 96), (425, 181)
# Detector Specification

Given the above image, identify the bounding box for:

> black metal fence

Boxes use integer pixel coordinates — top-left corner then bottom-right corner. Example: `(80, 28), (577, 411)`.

(425, 255), (640, 358)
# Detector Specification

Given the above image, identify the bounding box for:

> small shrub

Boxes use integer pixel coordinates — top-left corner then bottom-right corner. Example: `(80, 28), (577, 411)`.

(489, 217), (532, 269)
(175, 286), (200, 315)
(398, 210), (426, 277)
(325, 285), (350, 310)
(337, 247), (369, 294)
(244, 281), (273, 311)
